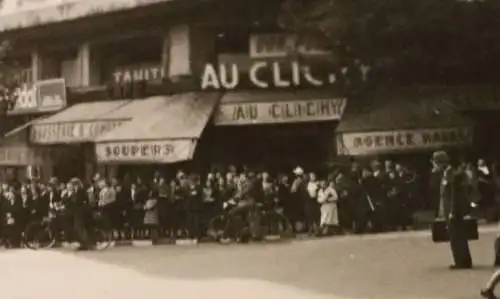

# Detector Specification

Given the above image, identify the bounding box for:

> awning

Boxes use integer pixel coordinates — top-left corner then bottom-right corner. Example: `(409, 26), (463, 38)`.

(3, 119), (42, 140)
(30, 98), (170, 144)
(95, 92), (220, 164)
(214, 90), (346, 125)
(30, 100), (129, 144)
(336, 88), (473, 156)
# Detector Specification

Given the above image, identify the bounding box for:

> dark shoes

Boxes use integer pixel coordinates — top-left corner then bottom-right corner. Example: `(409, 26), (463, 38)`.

(480, 288), (497, 299)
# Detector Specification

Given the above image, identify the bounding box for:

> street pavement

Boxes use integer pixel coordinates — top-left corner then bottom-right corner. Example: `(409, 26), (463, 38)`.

(1, 228), (500, 299)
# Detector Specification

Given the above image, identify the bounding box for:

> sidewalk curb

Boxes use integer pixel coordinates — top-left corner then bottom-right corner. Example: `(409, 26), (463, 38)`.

(18, 224), (498, 250)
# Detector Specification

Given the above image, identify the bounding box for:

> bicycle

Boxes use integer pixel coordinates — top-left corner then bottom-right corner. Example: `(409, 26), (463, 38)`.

(259, 205), (293, 239)
(23, 210), (59, 250)
(24, 208), (113, 251)
(208, 200), (293, 244)
(207, 202), (238, 243)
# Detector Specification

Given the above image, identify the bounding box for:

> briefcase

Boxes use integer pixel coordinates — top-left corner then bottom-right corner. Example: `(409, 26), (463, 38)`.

(431, 217), (479, 243)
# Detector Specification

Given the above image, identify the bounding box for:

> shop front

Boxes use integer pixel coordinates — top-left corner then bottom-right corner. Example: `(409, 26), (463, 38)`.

(95, 92), (220, 179)
(29, 97), (175, 182)
(336, 88), (473, 209)
(203, 90), (347, 173)
(336, 89), (473, 160)
(197, 48), (358, 173)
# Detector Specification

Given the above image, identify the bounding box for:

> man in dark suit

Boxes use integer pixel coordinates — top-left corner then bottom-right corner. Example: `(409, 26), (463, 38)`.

(434, 151), (472, 269)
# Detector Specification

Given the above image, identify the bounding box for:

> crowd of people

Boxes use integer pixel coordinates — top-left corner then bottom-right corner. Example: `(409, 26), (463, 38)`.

(0, 159), (426, 249)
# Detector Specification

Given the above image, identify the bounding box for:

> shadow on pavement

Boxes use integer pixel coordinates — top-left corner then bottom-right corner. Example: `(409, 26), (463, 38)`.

(59, 232), (499, 299)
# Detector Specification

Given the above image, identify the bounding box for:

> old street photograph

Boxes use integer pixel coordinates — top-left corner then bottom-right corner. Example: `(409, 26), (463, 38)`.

(3, 0), (500, 299)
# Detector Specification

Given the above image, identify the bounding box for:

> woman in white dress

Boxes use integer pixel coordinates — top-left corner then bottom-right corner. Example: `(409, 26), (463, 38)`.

(317, 180), (339, 235)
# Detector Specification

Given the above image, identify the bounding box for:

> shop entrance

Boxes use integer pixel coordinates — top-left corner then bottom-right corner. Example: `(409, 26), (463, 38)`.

(51, 145), (88, 182)
(203, 122), (337, 174)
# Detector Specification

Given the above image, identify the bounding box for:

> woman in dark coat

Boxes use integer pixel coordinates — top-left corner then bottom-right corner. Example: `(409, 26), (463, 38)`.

(130, 179), (149, 239)
(2, 187), (23, 248)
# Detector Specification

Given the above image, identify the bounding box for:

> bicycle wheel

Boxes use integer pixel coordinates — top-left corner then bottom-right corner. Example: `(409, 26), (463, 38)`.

(91, 211), (113, 251)
(261, 211), (293, 238)
(225, 214), (250, 243)
(207, 214), (227, 242)
(93, 227), (112, 251)
(24, 221), (56, 250)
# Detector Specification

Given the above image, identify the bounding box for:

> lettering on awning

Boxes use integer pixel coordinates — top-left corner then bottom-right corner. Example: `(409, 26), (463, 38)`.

(95, 140), (195, 163)
(338, 127), (473, 156)
(215, 98), (346, 125)
(31, 120), (124, 144)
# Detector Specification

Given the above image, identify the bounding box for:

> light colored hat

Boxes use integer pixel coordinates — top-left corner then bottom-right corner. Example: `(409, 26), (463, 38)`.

(293, 167), (304, 175)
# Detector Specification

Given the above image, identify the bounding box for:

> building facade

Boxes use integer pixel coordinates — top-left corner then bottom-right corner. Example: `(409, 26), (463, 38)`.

(0, 0), (492, 183)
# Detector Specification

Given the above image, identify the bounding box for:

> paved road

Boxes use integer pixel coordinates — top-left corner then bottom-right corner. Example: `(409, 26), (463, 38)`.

(1, 228), (499, 299)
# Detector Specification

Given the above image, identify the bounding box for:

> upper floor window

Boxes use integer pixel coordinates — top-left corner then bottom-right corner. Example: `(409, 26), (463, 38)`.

(97, 35), (163, 85)
(1, 54), (32, 85)
(215, 29), (250, 55)
(40, 47), (78, 86)
(20, 68), (33, 85)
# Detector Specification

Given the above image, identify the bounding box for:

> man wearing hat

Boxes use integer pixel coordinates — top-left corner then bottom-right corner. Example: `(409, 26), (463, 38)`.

(433, 150), (472, 269)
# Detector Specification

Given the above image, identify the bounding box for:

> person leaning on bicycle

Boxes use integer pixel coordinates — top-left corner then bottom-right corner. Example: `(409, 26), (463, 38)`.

(227, 172), (263, 241)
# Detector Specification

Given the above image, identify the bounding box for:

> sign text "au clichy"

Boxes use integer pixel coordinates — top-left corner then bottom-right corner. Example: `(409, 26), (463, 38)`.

(215, 98), (346, 125)
(201, 61), (369, 90)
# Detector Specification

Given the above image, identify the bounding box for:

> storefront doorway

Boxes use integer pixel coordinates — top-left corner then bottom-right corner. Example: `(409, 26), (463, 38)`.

(50, 145), (87, 182)
(202, 122), (337, 174)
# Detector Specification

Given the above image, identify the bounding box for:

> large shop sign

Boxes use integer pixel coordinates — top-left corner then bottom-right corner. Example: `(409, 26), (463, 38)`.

(214, 98), (346, 125)
(31, 120), (124, 144)
(112, 63), (164, 84)
(200, 61), (370, 90)
(338, 127), (473, 156)
(9, 78), (67, 114)
(95, 140), (195, 163)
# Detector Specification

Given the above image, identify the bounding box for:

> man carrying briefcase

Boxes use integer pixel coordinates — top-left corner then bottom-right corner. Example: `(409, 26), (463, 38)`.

(433, 151), (473, 270)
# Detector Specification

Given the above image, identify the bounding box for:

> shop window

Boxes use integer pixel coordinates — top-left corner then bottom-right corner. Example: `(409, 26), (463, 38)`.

(1, 54), (31, 85)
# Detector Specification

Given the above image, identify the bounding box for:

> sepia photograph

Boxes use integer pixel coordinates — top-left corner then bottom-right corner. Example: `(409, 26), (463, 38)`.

(1, 0), (500, 298)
